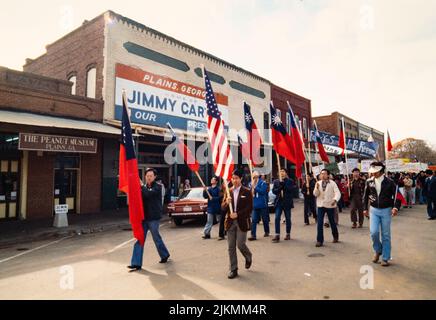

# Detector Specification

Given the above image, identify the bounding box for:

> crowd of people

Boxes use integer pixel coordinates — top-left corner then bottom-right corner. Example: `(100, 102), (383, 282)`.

(126, 164), (436, 279)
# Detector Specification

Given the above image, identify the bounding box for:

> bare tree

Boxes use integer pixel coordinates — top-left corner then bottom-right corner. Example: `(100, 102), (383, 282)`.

(390, 138), (436, 164)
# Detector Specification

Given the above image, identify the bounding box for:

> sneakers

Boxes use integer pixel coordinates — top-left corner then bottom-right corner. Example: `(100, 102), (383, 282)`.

(381, 260), (390, 267)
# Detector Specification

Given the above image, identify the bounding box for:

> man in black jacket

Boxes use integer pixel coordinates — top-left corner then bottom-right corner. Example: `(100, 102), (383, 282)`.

(363, 162), (400, 267)
(272, 169), (296, 242)
(128, 168), (170, 271)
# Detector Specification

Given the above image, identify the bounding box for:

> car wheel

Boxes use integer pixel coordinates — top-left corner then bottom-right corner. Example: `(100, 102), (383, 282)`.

(173, 218), (183, 226)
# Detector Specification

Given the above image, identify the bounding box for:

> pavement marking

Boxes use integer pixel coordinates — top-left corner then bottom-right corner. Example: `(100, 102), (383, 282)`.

(0, 236), (73, 264)
(107, 238), (135, 253)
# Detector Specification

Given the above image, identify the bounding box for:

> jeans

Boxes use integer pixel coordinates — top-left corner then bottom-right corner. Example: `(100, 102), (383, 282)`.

(204, 213), (220, 236)
(369, 207), (392, 261)
(304, 196), (317, 224)
(317, 207), (338, 244)
(275, 204), (291, 235)
(131, 219), (170, 267)
(251, 207), (270, 238)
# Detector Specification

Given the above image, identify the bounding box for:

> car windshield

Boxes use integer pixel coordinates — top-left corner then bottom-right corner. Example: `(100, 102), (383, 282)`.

(178, 188), (204, 200)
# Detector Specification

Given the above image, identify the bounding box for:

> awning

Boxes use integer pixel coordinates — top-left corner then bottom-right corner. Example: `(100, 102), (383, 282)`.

(0, 110), (120, 135)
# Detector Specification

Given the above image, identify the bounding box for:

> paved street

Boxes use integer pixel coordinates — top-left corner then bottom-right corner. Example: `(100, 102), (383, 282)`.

(0, 201), (435, 300)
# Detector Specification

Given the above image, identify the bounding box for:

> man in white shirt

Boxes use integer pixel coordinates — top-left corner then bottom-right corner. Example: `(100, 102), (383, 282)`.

(314, 169), (342, 247)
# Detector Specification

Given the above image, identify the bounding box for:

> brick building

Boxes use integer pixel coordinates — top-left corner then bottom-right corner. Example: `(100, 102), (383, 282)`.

(313, 112), (386, 160)
(270, 84), (312, 177)
(0, 67), (118, 220)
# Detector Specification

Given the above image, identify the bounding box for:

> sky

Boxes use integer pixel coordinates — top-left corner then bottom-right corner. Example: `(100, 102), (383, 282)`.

(1, 0), (435, 146)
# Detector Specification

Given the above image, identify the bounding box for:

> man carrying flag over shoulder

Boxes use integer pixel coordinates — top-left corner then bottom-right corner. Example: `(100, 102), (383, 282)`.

(287, 103), (306, 178)
(203, 67), (252, 279)
(120, 93), (170, 272)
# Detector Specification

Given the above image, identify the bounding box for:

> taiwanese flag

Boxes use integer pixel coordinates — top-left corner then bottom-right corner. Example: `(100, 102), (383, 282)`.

(167, 123), (200, 172)
(387, 130), (393, 152)
(313, 121), (330, 163)
(338, 117), (346, 155)
(238, 134), (251, 162)
(270, 102), (296, 164)
(118, 93), (145, 245)
(243, 102), (263, 166)
(287, 103), (306, 178)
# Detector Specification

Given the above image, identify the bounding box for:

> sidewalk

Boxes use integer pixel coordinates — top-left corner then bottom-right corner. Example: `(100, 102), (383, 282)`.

(0, 209), (169, 248)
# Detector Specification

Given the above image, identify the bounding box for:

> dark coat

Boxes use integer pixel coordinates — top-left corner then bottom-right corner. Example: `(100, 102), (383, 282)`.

(349, 177), (366, 201)
(301, 178), (316, 198)
(272, 178), (295, 210)
(203, 185), (222, 214)
(222, 186), (253, 232)
(141, 181), (163, 221)
(363, 176), (400, 211)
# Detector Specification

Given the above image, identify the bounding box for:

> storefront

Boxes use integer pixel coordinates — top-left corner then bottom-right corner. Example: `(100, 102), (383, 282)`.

(0, 67), (119, 220)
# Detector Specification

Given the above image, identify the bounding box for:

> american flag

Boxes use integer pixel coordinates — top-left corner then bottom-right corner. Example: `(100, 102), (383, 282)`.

(203, 67), (234, 181)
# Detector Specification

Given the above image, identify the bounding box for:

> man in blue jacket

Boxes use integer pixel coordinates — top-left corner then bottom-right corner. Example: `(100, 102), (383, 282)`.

(202, 176), (223, 239)
(128, 168), (170, 271)
(248, 171), (269, 240)
(272, 168), (296, 242)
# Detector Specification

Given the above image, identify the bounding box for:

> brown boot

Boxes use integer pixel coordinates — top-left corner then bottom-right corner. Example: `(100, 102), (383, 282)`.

(358, 223), (363, 228)
(272, 235), (280, 243)
(352, 223), (357, 229)
(284, 234), (291, 240)
(315, 242), (323, 247)
(372, 252), (381, 264)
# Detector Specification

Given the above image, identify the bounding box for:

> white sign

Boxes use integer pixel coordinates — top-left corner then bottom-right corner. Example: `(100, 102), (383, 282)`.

(55, 204), (69, 215)
(312, 164), (325, 176)
(360, 160), (373, 173)
(347, 158), (359, 171)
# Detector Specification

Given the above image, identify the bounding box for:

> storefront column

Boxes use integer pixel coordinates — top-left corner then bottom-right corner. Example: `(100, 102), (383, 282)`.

(19, 150), (28, 220)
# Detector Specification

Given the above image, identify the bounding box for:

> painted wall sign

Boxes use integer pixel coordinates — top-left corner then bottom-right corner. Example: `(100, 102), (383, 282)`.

(114, 63), (229, 133)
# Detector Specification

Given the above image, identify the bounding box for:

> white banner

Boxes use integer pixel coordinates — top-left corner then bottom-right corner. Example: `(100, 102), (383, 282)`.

(360, 160), (373, 172)
(312, 164), (325, 176)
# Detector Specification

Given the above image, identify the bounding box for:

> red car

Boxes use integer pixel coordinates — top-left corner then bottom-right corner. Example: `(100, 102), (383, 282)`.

(167, 187), (208, 226)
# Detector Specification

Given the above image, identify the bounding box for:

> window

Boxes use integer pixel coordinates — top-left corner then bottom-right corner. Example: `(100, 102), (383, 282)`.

(68, 75), (76, 95)
(276, 109), (282, 121)
(286, 112), (291, 133)
(86, 67), (96, 98)
(295, 115), (300, 130)
(263, 111), (270, 142)
(302, 117), (307, 138)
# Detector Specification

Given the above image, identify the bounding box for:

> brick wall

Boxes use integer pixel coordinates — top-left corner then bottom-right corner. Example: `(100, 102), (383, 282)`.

(23, 16), (105, 101)
(26, 151), (55, 219)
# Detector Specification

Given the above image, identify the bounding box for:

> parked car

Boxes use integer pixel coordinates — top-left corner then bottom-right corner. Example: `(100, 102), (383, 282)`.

(167, 187), (208, 226)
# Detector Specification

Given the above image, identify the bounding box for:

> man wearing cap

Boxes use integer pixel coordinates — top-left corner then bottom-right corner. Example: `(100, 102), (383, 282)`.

(363, 162), (400, 267)
(349, 168), (366, 228)
(222, 169), (253, 279)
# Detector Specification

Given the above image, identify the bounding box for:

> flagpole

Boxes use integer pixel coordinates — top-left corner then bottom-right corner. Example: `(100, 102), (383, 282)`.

(341, 117), (351, 197)
(200, 64), (233, 214)
(298, 121), (310, 195)
(313, 121), (322, 181)
(166, 122), (211, 199)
